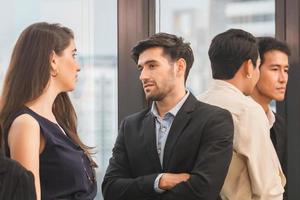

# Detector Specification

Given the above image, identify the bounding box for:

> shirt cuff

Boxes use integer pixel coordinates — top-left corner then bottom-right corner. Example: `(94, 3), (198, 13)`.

(154, 173), (166, 193)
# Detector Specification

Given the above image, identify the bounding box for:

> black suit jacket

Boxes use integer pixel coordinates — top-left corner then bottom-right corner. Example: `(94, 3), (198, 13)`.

(0, 155), (36, 200)
(270, 112), (287, 199)
(102, 94), (234, 200)
(270, 112), (287, 175)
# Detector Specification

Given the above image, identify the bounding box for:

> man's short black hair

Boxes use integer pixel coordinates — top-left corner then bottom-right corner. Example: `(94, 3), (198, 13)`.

(257, 37), (291, 65)
(131, 32), (194, 82)
(208, 29), (259, 80)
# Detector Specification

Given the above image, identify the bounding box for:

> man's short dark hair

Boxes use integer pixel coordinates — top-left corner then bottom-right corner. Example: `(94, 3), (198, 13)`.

(257, 37), (291, 65)
(208, 29), (259, 80)
(131, 32), (194, 82)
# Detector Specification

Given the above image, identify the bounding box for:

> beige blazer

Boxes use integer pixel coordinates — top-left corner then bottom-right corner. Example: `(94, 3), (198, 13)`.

(199, 80), (285, 200)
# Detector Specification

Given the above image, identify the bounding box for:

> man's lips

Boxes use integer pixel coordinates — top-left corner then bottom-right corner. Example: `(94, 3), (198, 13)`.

(143, 83), (155, 89)
(276, 87), (286, 93)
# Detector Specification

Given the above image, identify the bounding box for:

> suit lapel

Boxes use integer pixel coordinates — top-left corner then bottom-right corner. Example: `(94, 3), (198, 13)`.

(162, 94), (196, 169)
(142, 112), (162, 171)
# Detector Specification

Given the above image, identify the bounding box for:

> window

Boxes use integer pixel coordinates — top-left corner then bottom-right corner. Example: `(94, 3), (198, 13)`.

(156, 0), (275, 95)
(0, 0), (117, 199)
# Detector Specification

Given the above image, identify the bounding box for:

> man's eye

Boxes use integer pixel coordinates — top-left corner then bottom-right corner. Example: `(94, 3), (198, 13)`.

(149, 64), (155, 68)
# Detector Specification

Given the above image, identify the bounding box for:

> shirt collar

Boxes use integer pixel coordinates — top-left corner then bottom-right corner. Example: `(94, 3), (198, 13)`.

(213, 80), (245, 97)
(151, 90), (190, 118)
(266, 106), (276, 128)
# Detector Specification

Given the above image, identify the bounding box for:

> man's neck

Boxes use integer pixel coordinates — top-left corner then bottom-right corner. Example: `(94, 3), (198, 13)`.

(251, 89), (270, 113)
(156, 89), (186, 117)
(225, 78), (249, 95)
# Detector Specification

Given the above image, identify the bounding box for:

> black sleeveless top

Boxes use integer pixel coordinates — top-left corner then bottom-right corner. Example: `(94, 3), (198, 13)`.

(4, 107), (97, 200)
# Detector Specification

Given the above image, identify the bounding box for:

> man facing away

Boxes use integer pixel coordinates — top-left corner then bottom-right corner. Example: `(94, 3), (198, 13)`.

(251, 37), (290, 198)
(102, 32), (234, 200)
(199, 29), (285, 200)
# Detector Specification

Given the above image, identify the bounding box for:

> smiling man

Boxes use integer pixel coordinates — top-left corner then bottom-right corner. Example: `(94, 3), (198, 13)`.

(251, 36), (290, 180)
(102, 33), (234, 200)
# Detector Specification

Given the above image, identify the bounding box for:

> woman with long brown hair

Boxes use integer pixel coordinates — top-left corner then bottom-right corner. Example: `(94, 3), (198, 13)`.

(0, 22), (97, 200)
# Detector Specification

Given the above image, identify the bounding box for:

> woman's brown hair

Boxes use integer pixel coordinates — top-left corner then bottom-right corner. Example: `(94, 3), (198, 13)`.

(0, 22), (95, 165)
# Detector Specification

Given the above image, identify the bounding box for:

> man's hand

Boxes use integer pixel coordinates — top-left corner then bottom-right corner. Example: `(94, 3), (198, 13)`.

(159, 173), (190, 190)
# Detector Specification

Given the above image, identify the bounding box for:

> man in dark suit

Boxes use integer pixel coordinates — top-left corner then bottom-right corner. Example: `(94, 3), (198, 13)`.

(102, 33), (234, 200)
(251, 37), (290, 198)
(0, 135), (36, 199)
(0, 155), (36, 200)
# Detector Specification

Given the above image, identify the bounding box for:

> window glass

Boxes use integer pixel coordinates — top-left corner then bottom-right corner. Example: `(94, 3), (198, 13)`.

(156, 0), (275, 95)
(0, 0), (117, 199)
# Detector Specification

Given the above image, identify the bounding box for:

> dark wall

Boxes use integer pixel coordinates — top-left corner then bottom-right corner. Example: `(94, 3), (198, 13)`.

(276, 0), (300, 199)
(117, 0), (155, 123)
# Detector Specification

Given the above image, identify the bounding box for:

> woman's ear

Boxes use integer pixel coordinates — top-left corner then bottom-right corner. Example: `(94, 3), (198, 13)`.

(50, 51), (59, 77)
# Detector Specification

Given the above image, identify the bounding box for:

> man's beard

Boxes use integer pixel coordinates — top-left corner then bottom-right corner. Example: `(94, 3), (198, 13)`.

(145, 90), (166, 102)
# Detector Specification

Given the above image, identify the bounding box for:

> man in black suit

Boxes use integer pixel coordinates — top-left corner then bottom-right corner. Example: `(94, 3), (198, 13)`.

(251, 37), (290, 197)
(0, 134), (36, 199)
(102, 33), (234, 200)
(0, 155), (36, 200)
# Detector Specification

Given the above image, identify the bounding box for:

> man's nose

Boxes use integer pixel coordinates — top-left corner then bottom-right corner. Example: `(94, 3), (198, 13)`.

(279, 69), (288, 83)
(139, 67), (148, 81)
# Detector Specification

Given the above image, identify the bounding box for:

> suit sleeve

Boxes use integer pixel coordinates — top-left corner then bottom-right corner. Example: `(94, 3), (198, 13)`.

(161, 109), (234, 200)
(13, 170), (36, 200)
(102, 120), (160, 200)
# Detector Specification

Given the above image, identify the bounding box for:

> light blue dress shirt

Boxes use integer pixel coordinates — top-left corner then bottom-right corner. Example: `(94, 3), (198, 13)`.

(151, 90), (190, 193)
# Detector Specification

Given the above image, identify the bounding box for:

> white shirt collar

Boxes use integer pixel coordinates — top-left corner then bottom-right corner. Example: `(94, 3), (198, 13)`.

(151, 90), (190, 118)
(266, 106), (276, 128)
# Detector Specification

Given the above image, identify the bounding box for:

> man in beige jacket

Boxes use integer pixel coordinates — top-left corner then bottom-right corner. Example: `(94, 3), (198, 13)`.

(199, 29), (285, 200)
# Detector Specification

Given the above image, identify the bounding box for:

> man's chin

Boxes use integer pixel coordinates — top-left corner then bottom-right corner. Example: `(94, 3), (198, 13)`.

(274, 97), (285, 101)
(271, 93), (285, 101)
(146, 96), (158, 101)
(145, 94), (162, 102)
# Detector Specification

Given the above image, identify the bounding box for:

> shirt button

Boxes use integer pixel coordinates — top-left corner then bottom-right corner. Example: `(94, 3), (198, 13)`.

(161, 126), (166, 132)
(157, 149), (161, 154)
